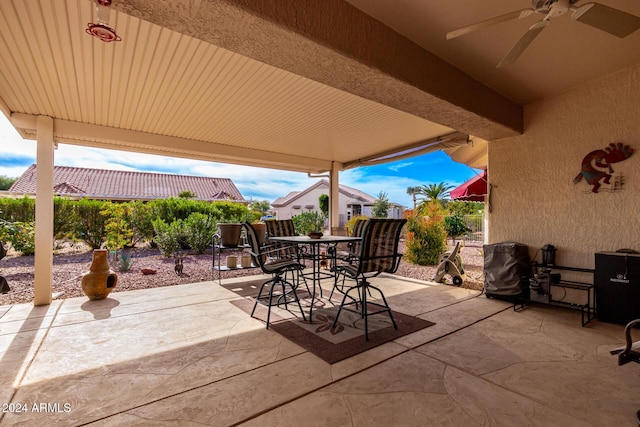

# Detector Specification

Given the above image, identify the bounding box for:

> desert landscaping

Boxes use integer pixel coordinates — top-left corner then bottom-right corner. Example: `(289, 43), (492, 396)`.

(0, 240), (484, 306)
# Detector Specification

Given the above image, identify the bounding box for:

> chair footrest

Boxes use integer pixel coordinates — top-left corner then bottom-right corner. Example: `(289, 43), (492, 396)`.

(339, 300), (393, 317)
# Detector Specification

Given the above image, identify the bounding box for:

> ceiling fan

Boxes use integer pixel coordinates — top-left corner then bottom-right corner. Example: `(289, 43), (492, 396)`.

(446, 0), (640, 68)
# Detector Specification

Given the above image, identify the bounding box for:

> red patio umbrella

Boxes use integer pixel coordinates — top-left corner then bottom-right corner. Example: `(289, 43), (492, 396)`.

(450, 170), (487, 202)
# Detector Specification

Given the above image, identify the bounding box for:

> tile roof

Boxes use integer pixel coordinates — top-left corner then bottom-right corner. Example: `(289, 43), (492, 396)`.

(9, 165), (245, 202)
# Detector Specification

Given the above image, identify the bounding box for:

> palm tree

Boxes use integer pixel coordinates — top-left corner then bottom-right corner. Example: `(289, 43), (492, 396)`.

(406, 186), (420, 210)
(419, 182), (454, 204)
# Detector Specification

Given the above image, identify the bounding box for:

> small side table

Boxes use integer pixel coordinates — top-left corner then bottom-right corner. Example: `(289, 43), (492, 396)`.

(211, 234), (255, 285)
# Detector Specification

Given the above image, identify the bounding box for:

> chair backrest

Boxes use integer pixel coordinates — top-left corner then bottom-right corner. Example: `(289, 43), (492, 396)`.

(356, 219), (407, 275)
(347, 218), (367, 254)
(265, 219), (296, 237)
(243, 222), (269, 271)
(265, 219), (297, 259)
(351, 219), (367, 237)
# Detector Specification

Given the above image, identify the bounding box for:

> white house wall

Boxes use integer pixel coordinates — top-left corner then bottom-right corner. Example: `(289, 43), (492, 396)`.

(274, 182), (404, 224)
(275, 185), (340, 220)
(489, 63), (640, 270)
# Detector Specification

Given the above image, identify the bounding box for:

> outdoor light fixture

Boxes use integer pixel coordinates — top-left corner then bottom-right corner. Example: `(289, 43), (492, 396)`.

(86, 0), (122, 42)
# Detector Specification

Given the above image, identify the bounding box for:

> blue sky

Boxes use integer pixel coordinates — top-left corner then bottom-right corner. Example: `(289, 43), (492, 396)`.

(0, 114), (480, 208)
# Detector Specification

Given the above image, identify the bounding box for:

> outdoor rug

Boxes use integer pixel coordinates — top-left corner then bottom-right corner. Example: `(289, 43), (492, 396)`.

(223, 279), (435, 364)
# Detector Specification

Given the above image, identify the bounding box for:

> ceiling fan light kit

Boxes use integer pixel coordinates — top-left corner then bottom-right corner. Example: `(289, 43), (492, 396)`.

(447, 0), (640, 67)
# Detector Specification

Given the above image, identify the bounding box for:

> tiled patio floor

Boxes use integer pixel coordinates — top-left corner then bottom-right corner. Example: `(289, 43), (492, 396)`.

(0, 273), (638, 426)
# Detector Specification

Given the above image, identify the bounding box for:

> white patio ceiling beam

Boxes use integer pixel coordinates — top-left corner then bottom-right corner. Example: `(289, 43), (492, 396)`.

(114, 0), (523, 142)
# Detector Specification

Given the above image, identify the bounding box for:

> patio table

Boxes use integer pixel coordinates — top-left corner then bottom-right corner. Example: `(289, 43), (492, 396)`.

(269, 234), (360, 321)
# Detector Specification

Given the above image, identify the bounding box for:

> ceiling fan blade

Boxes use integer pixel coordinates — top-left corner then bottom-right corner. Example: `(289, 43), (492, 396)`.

(572, 3), (640, 38)
(497, 20), (550, 68)
(446, 8), (535, 40)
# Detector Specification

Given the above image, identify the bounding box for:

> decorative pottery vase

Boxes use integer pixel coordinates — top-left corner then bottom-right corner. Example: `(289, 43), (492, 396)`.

(226, 255), (238, 269)
(240, 254), (252, 268)
(81, 249), (118, 300)
(252, 222), (267, 246)
(219, 223), (242, 247)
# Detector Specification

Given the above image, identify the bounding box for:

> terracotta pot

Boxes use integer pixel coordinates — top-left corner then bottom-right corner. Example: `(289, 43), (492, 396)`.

(219, 223), (242, 247)
(252, 222), (267, 246)
(81, 249), (118, 300)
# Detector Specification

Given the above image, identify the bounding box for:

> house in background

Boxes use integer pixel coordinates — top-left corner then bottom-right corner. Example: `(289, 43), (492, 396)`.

(271, 179), (404, 226)
(5, 165), (245, 203)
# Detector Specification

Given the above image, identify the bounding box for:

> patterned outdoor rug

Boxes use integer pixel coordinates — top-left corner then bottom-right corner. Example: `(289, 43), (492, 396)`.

(223, 279), (435, 364)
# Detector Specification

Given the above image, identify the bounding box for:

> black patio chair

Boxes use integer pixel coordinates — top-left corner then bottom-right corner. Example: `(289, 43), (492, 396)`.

(243, 222), (307, 329)
(331, 218), (406, 340)
(330, 218), (366, 268)
(0, 241), (9, 294)
(610, 318), (640, 425)
(265, 219), (312, 291)
(265, 219), (298, 260)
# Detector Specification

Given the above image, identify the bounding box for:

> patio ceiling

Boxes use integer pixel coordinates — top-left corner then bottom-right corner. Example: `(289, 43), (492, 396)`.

(1, 1), (638, 174)
(0, 0), (524, 174)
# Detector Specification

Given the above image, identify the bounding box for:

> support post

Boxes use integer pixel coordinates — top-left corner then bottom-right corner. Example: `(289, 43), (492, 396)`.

(33, 116), (55, 306)
(329, 162), (341, 230)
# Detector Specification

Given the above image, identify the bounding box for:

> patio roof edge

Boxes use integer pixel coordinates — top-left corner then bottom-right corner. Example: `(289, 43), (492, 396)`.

(10, 113), (332, 174)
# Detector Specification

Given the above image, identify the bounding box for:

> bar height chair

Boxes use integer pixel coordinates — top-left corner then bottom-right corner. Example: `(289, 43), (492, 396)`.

(331, 218), (407, 340)
(610, 318), (640, 425)
(243, 222), (307, 328)
(265, 219), (311, 292)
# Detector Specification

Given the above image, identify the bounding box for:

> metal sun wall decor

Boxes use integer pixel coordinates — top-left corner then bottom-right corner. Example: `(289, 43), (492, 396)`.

(573, 142), (634, 193)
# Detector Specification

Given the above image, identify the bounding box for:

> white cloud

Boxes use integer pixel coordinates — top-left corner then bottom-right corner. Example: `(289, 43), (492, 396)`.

(387, 162), (412, 172)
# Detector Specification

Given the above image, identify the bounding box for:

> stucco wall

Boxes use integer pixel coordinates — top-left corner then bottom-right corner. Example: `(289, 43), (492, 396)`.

(275, 186), (337, 220)
(489, 63), (640, 270)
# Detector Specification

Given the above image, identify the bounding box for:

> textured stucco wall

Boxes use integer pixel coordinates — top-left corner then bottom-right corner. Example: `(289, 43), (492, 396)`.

(275, 187), (332, 220)
(489, 63), (640, 270)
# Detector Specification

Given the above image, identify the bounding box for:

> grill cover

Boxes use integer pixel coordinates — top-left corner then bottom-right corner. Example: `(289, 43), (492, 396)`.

(484, 242), (531, 296)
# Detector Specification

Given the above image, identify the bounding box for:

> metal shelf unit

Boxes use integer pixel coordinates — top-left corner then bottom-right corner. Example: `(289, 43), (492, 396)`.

(515, 265), (596, 327)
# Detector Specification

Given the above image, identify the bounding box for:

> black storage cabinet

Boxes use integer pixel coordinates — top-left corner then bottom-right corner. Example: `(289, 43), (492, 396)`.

(483, 242), (531, 297)
(595, 251), (640, 324)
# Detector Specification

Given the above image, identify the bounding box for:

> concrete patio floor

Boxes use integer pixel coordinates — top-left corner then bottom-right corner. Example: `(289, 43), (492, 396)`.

(0, 273), (638, 426)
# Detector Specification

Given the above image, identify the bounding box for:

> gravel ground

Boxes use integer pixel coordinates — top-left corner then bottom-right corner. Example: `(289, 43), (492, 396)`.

(0, 240), (485, 306)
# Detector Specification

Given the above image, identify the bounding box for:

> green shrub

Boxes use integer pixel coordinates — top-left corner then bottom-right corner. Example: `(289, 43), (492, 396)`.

(0, 219), (35, 255)
(444, 212), (471, 241)
(319, 194), (329, 216)
(404, 202), (447, 265)
(149, 198), (198, 223)
(185, 212), (217, 254)
(214, 200), (251, 222)
(102, 203), (134, 251)
(0, 197), (35, 222)
(346, 215), (369, 235)
(54, 198), (76, 239)
(152, 218), (186, 257)
(292, 211), (326, 235)
(127, 201), (155, 245)
(372, 191), (390, 218)
(72, 199), (108, 249)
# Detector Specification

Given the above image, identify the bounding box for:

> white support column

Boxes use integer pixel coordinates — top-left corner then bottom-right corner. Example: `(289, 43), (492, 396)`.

(33, 116), (55, 306)
(329, 162), (341, 230)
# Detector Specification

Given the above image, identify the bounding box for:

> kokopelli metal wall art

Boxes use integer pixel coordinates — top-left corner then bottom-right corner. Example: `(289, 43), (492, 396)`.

(573, 142), (634, 193)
